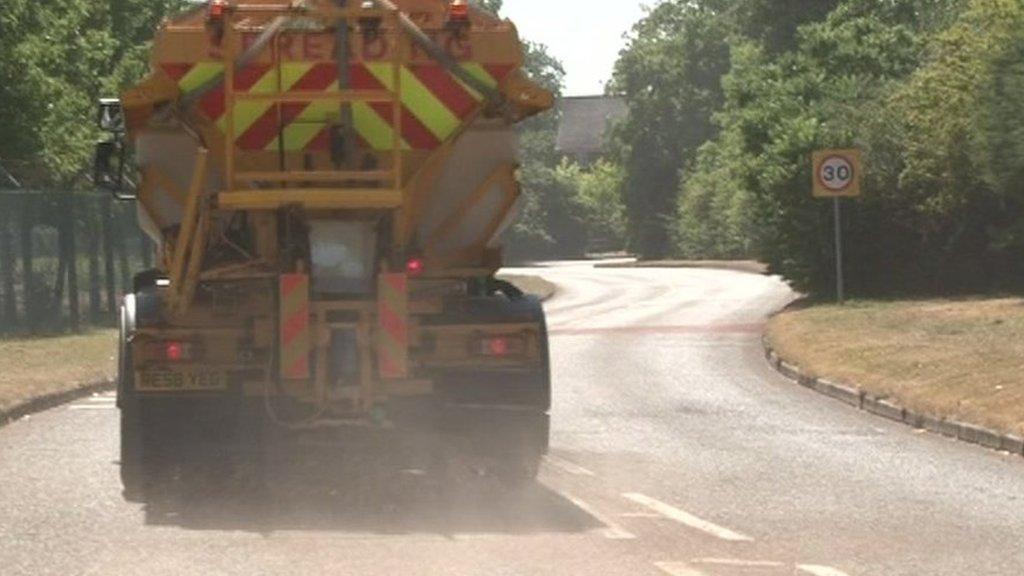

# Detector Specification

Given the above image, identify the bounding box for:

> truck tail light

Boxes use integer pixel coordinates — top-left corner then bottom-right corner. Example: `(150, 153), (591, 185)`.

(476, 335), (526, 357)
(207, 0), (227, 44)
(449, 0), (469, 23)
(406, 257), (425, 276)
(208, 0), (227, 20)
(144, 340), (200, 362)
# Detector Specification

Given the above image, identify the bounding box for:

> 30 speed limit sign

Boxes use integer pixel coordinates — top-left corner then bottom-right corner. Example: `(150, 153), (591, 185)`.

(813, 149), (862, 198)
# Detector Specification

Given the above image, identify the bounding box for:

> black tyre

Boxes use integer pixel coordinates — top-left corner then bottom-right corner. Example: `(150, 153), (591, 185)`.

(117, 297), (151, 501)
(434, 294), (552, 486)
(119, 399), (148, 502)
(492, 446), (543, 487)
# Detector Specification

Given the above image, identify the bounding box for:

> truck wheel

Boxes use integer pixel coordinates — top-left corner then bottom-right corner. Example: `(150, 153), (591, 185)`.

(117, 297), (151, 502)
(493, 446), (543, 487)
(119, 399), (148, 502)
(442, 405), (550, 488)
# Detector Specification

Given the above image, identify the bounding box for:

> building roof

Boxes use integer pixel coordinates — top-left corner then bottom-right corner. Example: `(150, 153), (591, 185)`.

(555, 96), (628, 159)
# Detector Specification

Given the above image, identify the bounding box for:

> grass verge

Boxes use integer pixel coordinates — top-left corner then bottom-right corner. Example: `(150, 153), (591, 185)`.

(767, 298), (1024, 436)
(0, 330), (117, 415)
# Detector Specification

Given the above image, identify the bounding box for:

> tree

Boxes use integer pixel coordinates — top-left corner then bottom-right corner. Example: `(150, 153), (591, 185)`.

(610, 1), (733, 258)
(0, 0), (187, 186)
(470, 0), (503, 15)
(502, 36), (588, 260)
(731, 0), (842, 53)
(675, 0), (1024, 295)
(884, 0), (1024, 291)
(556, 160), (628, 252)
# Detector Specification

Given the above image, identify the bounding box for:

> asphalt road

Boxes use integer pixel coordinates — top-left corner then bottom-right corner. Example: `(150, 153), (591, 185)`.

(3, 262), (1024, 575)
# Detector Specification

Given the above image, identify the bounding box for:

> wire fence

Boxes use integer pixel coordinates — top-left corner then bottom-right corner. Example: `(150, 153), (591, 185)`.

(0, 190), (153, 335)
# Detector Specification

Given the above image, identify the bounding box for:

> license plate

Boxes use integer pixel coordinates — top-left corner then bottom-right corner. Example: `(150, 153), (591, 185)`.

(136, 370), (226, 392)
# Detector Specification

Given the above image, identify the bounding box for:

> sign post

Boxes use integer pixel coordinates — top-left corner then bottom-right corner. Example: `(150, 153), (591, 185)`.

(813, 149), (862, 303)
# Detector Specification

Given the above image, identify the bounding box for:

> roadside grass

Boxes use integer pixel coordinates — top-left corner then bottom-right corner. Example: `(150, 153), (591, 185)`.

(497, 274), (557, 301)
(0, 330), (117, 414)
(767, 298), (1024, 436)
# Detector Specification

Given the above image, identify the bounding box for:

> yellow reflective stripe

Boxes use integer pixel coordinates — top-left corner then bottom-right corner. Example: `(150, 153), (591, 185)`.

(281, 277), (308, 317)
(221, 101), (268, 134)
(354, 102), (409, 151)
(247, 63), (314, 94)
(249, 70), (279, 94)
(178, 62), (224, 94)
(218, 63), (314, 133)
(266, 100), (336, 151)
(276, 123), (323, 151)
(280, 63), (314, 92)
(279, 274), (310, 379)
(458, 63), (499, 93)
(365, 63), (461, 141)
(268, 98), (412, 152)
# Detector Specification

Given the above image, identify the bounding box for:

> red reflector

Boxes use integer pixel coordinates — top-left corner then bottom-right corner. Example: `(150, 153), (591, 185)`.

(488, 337), (509, 356)
(406, 258), (424, 276)
(165, 341), (185, 361)
(477, 335), (526, 357)
(209, 0), (226, 19)
(450, 0), (469, 20)
(143, 340), (197, 362)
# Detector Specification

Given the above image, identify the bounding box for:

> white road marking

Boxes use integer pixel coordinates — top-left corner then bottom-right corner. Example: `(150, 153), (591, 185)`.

(693, 558), (784, 567)
(619, 512), (661, 518)
(797, 565), (852, 576)
(544, 454), (595, 476)
(622, 492), (753, 542)
(654, 561), (709, 576)
(68, 404), (115, 411)
(84, 395), (115, 402)
(560, 492), (636, 540)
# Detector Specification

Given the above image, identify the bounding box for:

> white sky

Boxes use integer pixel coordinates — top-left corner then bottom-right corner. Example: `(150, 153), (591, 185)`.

(499, 0), (650, 96)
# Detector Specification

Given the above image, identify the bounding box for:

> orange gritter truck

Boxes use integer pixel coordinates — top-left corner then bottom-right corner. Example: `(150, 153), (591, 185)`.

(93, 0), (554, 498)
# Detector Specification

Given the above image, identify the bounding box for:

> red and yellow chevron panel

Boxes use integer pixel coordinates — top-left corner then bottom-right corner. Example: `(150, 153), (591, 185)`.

(279, 273), (311, 380)
(377, 272), (409, 379)
(161, 61), (513, 151)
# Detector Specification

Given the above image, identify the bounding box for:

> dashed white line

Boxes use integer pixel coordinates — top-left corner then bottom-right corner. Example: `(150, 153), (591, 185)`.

(618, 512), (661, 518)
(692, 558), (784, 568)
(560, 492), (636, 540)
(622, 492), (753, 542)
(797, 565), (852, 576)
(544, 454), (595, 476)
(68, 404), (115, 411)
(654, 561), (708, 576)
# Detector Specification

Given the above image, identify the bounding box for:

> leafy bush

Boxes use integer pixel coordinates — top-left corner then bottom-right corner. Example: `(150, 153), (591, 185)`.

(618, 0), (1024, 296)
(555, 160), (627, 253)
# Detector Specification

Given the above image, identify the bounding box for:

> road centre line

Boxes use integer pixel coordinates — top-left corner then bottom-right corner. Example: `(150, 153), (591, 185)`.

(619, 512), (661, 518)
(560, 491), (636, 540)
(623, 492), (753, 542)
(544, 454), (595, 476)
(797, 565), (852, 576)
(692, 558), (784, 567)
(654, 562), (709, 576)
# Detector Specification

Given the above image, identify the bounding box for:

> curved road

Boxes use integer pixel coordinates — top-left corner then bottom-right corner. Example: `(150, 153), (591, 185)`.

(3, 262), (1024, 575)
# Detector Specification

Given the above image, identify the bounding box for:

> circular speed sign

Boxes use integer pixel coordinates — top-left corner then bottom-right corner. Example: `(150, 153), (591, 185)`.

(817, 155), (855, 193)
(812, 149), (862, 198)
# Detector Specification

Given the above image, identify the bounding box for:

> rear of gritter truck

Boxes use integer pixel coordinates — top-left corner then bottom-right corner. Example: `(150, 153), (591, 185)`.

(92, 0), (555, 499)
